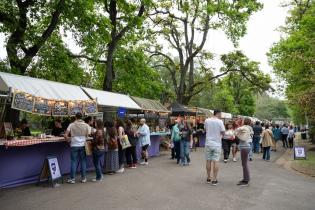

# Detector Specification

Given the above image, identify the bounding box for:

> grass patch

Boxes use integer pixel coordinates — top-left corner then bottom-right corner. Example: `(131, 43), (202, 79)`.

(292, 149), (315, 176)
(295, 151), (315, 168)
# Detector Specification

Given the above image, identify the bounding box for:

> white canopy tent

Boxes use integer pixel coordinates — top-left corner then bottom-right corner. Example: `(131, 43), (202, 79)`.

(0, 72), (90, 101)
(82, 87), (141, 110)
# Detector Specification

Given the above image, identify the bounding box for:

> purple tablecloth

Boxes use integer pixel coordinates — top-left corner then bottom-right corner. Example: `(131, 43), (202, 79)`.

(136, 135), (161, 159)
(0, 142), (95, 188)
(0, 135), (163, 188)
(198, 133), (206, 147)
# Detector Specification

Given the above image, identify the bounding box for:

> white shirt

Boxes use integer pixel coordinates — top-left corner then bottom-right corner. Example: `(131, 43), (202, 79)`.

(67, 120), (90, 147)
(205, 117), (225, 147)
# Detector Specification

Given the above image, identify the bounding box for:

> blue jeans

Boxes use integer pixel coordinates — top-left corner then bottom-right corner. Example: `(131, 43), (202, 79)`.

(174, 141), (181, 163)
(263, 146), (271, 160)
(93, 149), (105, 180)
(248, 142), (253, 159)
(70, 146), (87, 179)
(180, 140), (191, 164)
(253, 136), (261, 153)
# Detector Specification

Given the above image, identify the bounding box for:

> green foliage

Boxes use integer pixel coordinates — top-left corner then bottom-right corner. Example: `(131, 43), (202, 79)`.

(254, 94), (290, 121)
(268, 0), (315, 124)
(27, 34), (89, 86)
(112, 48), (165, 99)
(148, 0), (263, 104)
(211, 84), (237, 114)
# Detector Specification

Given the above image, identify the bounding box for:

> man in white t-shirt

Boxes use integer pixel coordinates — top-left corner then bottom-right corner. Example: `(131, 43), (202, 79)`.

(65, 112), (90, 184)
(204, 110), (225, 186)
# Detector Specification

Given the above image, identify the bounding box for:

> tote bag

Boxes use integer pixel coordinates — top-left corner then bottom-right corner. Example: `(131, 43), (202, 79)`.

(120, 133), (131, 150)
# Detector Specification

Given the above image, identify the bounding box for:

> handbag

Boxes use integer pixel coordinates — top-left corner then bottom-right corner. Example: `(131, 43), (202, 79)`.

(85, 141), (93, 156)
(120, 134), (131, 150)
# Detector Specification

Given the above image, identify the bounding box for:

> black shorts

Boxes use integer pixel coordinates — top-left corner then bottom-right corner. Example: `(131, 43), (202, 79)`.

(142, 144), (149, 151)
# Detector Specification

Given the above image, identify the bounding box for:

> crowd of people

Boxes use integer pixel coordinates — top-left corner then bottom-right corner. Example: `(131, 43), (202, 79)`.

(202, 110), (296, 187)
(64, 112), (151, 184)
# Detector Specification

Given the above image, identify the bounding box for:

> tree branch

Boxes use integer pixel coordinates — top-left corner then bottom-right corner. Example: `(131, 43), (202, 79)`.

(115, 3), (145, 41)
(68, 52), (107, 64)
(26, 0), (65, 56)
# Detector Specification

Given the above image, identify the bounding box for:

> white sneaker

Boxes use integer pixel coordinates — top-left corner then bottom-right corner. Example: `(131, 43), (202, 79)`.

(224, 159), (227, 163)
(67, 179), (75, 184)
(140, 161), (149, 165)
(81, 178), (87, 183)
(92, 178), (103, 182)
(233, 158), (237, 162)
(116, 168), (125, 173)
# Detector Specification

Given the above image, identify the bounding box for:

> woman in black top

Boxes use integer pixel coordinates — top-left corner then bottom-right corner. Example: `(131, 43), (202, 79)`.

(21, 119), (31, 136)
(52, 119), (64, 136)
(125, 119), (139, 168)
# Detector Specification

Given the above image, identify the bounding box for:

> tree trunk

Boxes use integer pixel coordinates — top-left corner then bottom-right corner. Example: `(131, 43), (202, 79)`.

(103, 41), (116, 91)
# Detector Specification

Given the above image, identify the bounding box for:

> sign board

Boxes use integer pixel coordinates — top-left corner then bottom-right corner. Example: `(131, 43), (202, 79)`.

(69, 101), (84, 116)
(117, 107), (126, 118)
(38, 156), (62, 187)
(11, 91), (34, 113)
(294, 146), (306, 160)
(33, 97), (52, 115)
(52, 101), (69, 116)
(84, 100), (97, 115)
(48, 157), (62, 180)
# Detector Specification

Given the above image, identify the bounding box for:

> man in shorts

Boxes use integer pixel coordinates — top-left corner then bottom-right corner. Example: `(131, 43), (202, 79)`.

(204, 110), (225, 186)
(137, 119), (151, 165)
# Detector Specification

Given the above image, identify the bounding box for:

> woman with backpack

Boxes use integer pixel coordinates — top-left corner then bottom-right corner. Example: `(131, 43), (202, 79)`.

(104, 121), (119, 174)
(235, 118), (254, 187)
(125, 119), (139, 168)
(91, 119), (105, 182)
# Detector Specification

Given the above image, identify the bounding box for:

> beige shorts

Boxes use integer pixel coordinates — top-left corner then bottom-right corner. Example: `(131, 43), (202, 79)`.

(205, 146), (221, 161)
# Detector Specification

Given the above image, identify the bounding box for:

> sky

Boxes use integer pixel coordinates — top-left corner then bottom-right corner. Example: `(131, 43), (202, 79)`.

(0, 0), (290, 96)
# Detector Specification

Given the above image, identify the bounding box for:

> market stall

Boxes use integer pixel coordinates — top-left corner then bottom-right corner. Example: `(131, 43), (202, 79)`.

(187, 107), (213, 147)
(130, 96), (170, 158)
(0, 72), (97, 188)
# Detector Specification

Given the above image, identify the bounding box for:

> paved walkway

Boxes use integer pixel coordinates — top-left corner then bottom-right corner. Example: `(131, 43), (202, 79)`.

(1, 148), (315, 210)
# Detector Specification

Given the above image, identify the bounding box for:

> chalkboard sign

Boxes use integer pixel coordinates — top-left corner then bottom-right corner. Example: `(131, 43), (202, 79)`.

(33, 97), (52, 115)
(84, 100), (97, 114)
(11, 91), (34, 113)
(52, 101), (68, 116)
(69, 101), (84, 116)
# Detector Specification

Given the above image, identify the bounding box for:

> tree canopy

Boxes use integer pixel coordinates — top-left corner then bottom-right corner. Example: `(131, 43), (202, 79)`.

(0, 0), (273, 117)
